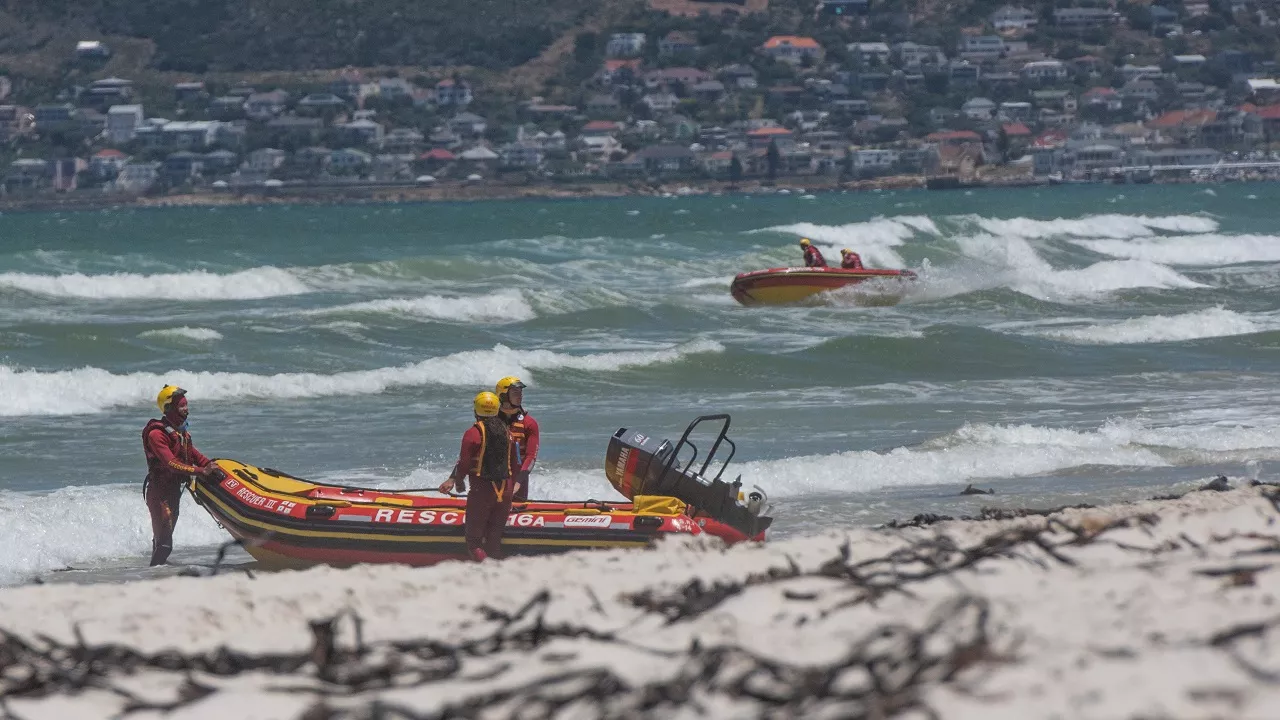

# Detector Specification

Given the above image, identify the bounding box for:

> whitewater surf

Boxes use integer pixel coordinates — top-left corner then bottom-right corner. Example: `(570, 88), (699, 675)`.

(3, 185), (1280, 584)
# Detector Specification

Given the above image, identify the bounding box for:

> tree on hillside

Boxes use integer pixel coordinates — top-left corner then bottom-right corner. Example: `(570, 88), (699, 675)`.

(574, 32), (599, 64)
(766, 138), (780, 180)
(729, 155), (743, 183)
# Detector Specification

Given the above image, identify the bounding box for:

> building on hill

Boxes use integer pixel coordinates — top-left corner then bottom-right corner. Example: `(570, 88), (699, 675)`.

(75, 41), (110, 61)
(659, 31), (699, 57)
(245, 91), (289, 121)
(600, 59), (642, 86)
(895, 42), (946, 69)
(113, 162), (159, 192)
(298, 93), (348, 114)
(761, 36), (824, 66)
(1021, 60), (1068, 84)
(992, 6), (1038, 32)
(174, 82), (208, 103)
(719, 64), (759, 89)
(1053, 7), (1118, 28)
(606, 33), (647, 58)
(90, 149), (128, 178)
(434, 79), (473, 107)
(959, 35), (1005, 61)
(106, 105), (143, 145)
(448, 112), (488, 137)
(848, 42), (890, 66)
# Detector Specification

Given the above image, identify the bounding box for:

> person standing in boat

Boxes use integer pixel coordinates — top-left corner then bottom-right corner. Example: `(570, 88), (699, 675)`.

(799, 238), (827, 267)
(142, 385), (218, 566)
(496, 375), (539, 502)
(439, 391), (519, 562)
(840, 249), (864, 270)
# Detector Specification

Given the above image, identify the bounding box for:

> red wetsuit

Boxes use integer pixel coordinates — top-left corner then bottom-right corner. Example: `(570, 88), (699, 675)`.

(803, 245), (828, 268)
(841, 253), (864, 269)
(142, 417), (210, 565)
(450, 419), (518, 561)
(500, 408), (539, 502)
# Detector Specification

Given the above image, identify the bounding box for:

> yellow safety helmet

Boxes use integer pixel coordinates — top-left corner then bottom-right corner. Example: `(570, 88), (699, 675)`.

(473, 391), (501, 418)
(841, 248), (852, 255)
(799, 238), (811, 247)
(495, 375), (526, 397)
(156, 385), (187, 412)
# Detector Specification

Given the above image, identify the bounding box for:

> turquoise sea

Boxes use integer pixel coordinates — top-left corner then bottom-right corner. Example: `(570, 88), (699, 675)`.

(2, 184), (1279, 584)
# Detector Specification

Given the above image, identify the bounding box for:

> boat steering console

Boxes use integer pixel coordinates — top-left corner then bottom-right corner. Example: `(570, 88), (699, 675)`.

(605, 414), (772, 537)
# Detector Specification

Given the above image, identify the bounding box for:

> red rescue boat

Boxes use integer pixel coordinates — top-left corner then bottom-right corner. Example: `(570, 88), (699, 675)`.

(731, 266), (917, 306)
(189, 415), (772, 569)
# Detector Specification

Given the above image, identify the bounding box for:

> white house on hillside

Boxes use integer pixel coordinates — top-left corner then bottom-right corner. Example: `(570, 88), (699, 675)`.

(106, 104), (143, 144)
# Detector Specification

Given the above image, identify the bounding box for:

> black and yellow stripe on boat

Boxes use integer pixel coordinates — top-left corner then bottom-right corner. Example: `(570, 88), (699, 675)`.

(193, 473), (651, 551)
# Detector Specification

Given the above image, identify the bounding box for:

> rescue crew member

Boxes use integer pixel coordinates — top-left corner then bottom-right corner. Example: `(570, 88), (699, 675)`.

(800, 238), (827, 268)
(840, 249), (864, 270)
(495, 375), (539, 502)
(439, 392), (518, 562)
(142, 385), (217, 566)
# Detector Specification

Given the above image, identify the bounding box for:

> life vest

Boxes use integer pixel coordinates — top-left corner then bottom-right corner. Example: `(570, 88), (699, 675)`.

(502, 409), (530, 466)
(142, 418), (195, 479)
(804, 246), (827, 267)
(471, 420), (511, 483)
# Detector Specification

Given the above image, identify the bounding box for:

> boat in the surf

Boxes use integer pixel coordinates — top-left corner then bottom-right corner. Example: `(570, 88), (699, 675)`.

(188, 414), (772, 569)
(730, 266), (917, 306)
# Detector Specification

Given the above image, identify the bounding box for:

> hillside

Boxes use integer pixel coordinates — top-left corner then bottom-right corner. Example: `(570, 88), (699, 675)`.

(0, 0), (602, 73)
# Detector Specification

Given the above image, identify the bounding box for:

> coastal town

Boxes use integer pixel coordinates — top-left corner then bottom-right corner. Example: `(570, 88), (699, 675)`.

(4, 0), (1280, 202)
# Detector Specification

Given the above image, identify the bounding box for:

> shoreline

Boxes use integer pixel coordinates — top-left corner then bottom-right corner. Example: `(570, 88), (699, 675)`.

(0, 174), (1265, 214)
(0, 174), (1042, 213)
(2, 481), (1279, 717)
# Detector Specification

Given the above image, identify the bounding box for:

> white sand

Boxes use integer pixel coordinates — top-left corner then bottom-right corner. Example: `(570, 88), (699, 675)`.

(2, 486), (1280, 719)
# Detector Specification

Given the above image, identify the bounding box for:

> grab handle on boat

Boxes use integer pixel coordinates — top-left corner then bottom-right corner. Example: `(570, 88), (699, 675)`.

(306, 505), (337, 520)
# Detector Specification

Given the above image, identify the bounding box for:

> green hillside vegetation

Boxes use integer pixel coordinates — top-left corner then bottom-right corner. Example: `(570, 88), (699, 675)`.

(0, 0), (597, 71)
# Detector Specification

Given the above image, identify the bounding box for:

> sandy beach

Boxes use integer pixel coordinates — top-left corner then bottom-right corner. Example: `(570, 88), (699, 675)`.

(2, 481), (1278, 718)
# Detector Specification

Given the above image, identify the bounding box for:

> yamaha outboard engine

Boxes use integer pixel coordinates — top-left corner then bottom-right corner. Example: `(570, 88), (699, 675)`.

(605, 414), (772, 537)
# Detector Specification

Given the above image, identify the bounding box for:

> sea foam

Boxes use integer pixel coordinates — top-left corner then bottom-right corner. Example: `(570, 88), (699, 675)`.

(0, 340), (725, 417)
(0, 267), (310, 300)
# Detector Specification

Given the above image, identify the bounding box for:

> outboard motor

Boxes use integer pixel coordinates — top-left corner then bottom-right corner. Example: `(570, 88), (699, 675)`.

(605, 414), (772, 537)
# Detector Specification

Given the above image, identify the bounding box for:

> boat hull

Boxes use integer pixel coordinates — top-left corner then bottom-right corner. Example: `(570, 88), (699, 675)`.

(730, 267), (917, 306)
(191, 459), (758, 570)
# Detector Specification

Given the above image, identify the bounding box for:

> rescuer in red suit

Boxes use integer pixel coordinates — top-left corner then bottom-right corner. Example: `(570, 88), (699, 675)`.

(439, 392), (519, 561)
(142, 385), (218, 566)
(495, 375), (539, 502)
(800, 237), (827, 267)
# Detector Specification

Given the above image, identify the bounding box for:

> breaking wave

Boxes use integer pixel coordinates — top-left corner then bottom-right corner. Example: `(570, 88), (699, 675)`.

(1073, 234), (1280, 267)
(1030, 308), (1275, 345)
(970, 214), (1218, 239)
(0, 268), (310, 300)
(312, 291), (536, 323)
(138, 327), (224, 342)
(0, 340), (725, 417)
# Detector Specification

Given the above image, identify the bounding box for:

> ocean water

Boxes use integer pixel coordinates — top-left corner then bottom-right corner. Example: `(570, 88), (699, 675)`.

(3, 184), (1279, 585)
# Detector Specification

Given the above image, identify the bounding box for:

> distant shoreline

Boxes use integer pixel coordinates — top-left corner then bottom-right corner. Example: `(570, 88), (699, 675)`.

(0, 173), (1260, 213)
(0, 174), (944, 213)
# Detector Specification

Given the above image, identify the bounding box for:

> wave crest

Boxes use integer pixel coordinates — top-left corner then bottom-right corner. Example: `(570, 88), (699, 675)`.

(0, 267), (310, 300)
(0, 340), (725, 417)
